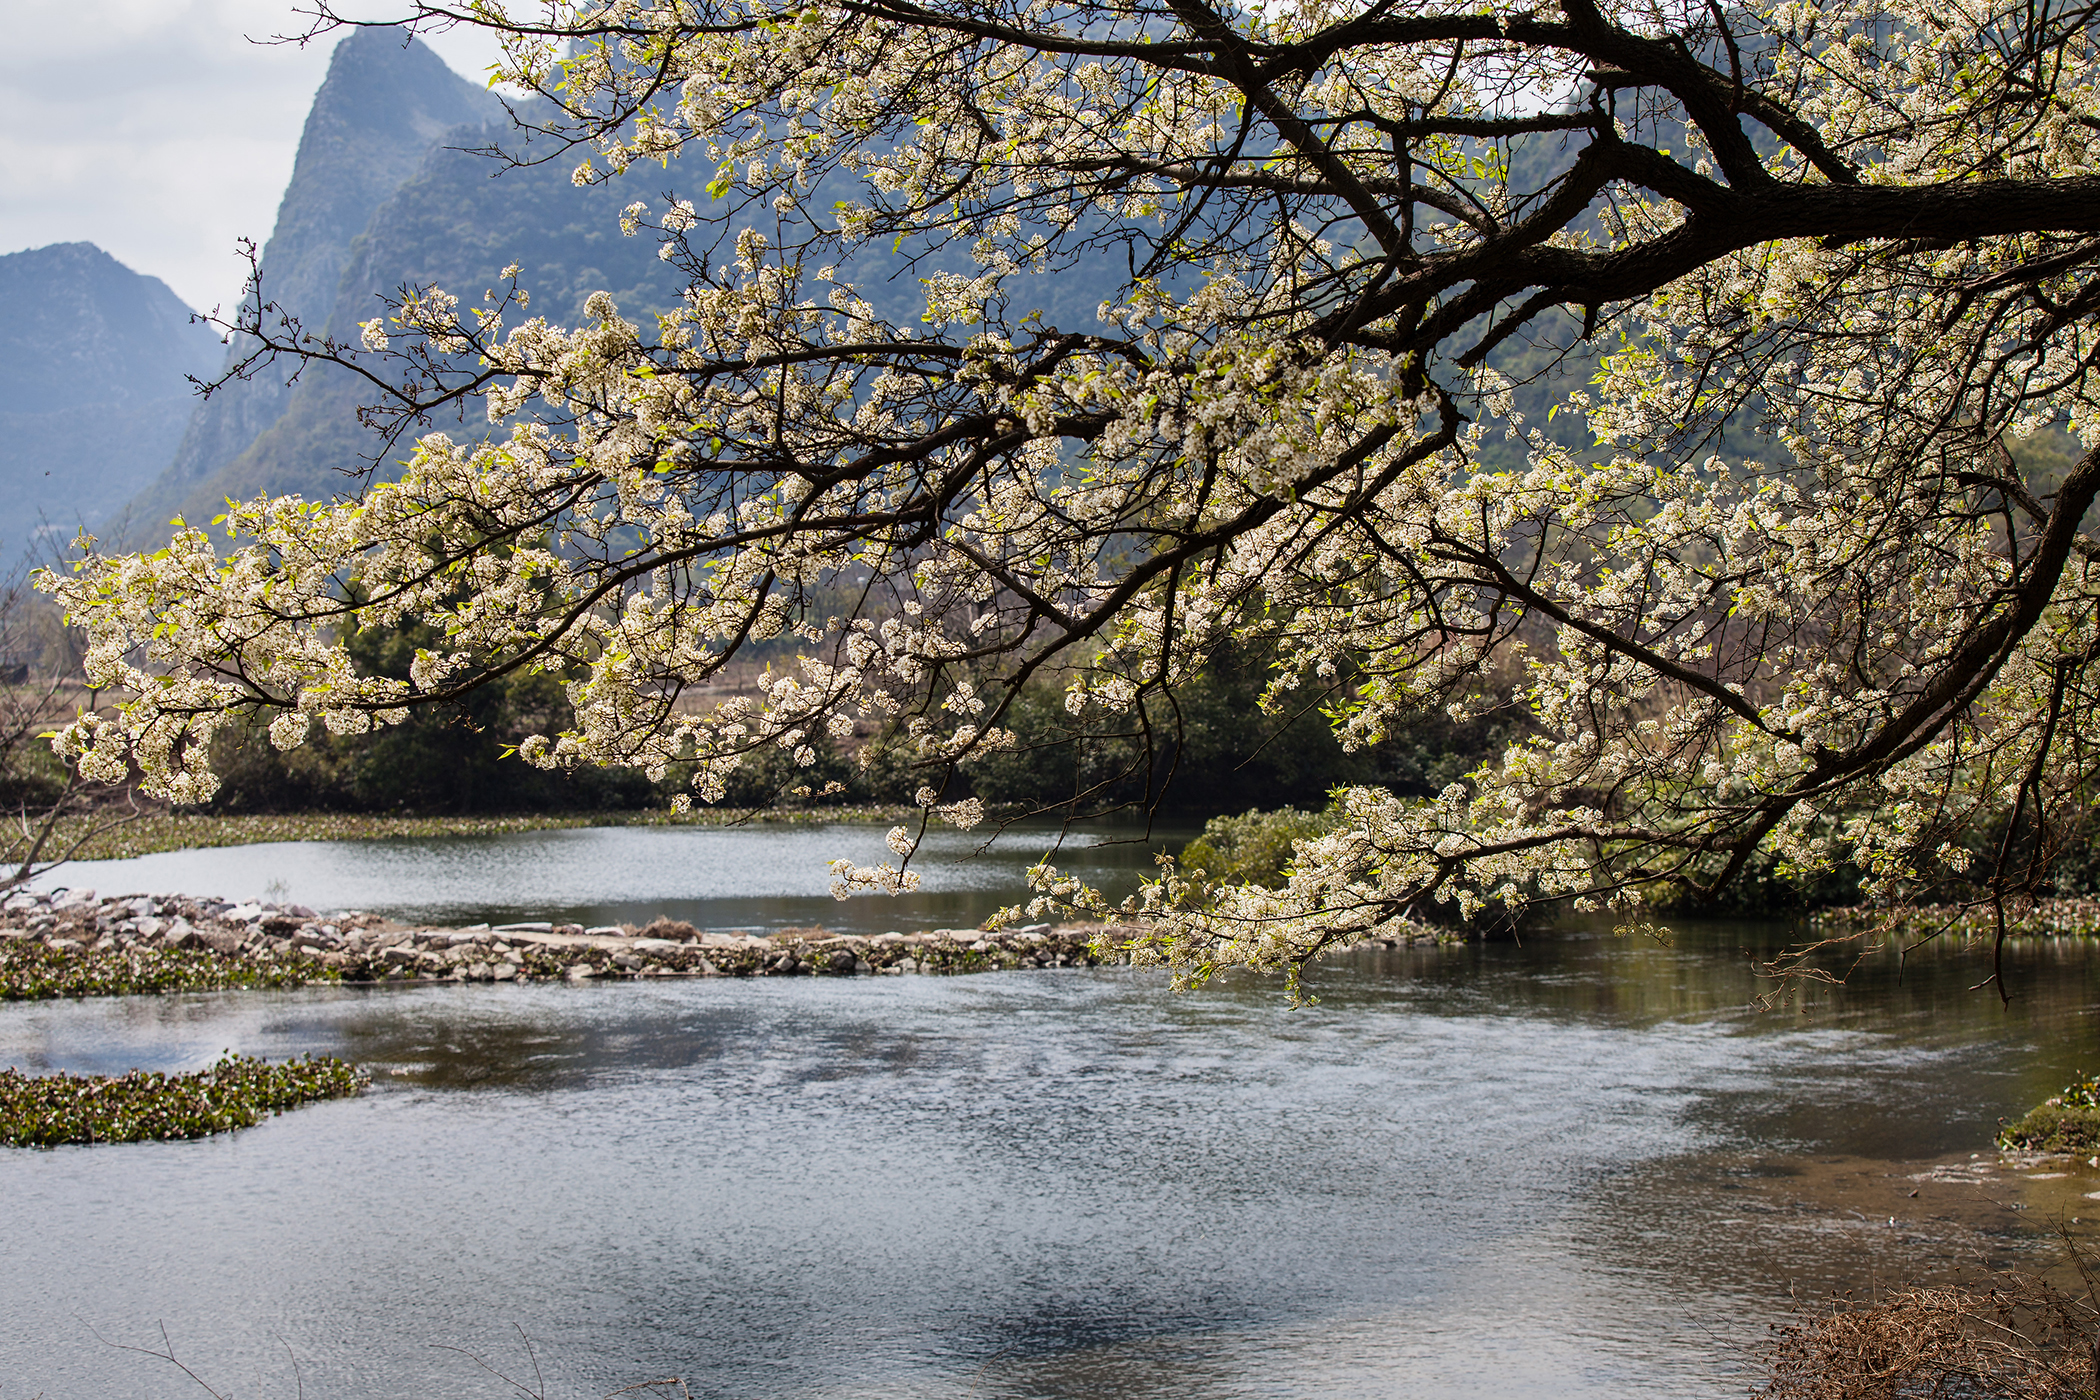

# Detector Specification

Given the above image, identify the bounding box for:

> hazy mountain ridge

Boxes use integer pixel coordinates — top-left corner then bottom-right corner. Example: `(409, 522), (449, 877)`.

(182, 111), (699, 516)
(0, 242), (221, 563)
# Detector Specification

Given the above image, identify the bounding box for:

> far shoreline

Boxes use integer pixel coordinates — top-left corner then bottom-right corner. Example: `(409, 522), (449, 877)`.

(42, 805), (967, 864)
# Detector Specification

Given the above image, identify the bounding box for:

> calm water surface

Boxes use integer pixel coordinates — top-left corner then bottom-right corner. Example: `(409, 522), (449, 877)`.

(3, 828), (2099, 1398)
(28, 821), (1191, 933)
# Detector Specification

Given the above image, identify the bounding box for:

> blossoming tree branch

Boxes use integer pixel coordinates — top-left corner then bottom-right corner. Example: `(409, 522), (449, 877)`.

(42, 0), (2100, 983)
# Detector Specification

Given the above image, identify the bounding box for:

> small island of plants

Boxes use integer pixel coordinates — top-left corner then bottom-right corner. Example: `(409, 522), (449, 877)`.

(0, 1053), (366, 1147)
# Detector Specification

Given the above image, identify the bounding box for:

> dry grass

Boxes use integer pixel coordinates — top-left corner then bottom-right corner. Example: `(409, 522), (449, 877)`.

(1757, 1264), (2100, 1398)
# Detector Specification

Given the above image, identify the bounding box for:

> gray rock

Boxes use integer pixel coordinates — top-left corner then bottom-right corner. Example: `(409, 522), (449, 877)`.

(198, 928), (243, 955)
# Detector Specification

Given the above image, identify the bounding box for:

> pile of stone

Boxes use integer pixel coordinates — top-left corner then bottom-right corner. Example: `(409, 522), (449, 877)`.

(0, 886), (1117, 985)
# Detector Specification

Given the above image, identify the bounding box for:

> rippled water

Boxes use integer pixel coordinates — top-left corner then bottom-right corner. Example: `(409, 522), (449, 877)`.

(5, 829), (2100, 1399)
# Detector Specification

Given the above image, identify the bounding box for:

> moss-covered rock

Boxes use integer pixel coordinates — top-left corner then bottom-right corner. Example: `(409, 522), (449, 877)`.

(1999, 1076), (2100, 1151)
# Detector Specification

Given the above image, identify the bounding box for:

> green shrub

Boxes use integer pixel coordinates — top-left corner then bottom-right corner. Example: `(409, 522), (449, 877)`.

(1179, 806), (1343, 889)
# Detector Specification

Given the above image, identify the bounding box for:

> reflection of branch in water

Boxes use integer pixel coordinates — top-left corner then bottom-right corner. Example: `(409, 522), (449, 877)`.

(90, 1314), (691, 1400)
(603, 1378), (694, 1399)
(1752, 927), (1881, 1012)
(432, 1322), (549, 1400)
(1749, 887), (2068, 1011)
(86, 1320), (232, 1400)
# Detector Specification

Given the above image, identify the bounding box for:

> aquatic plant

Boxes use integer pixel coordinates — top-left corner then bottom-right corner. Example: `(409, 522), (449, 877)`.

(0, 1053), (366, 1147)
(1814, 899), (2100, 943)
(0, 939), (330, 1000)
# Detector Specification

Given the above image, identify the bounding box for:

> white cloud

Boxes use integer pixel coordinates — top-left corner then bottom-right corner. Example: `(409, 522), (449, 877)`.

(0, 0), (501, 312)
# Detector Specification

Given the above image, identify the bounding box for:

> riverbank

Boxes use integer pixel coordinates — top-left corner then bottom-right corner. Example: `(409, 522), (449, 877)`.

(0, 885), (1163, 995)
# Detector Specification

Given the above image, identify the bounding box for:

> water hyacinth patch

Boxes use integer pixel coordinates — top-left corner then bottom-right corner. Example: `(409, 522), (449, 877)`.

(0, 1054), (366, 1147)
(1813, 899), (2100, 942)
(0, 939), (332, 1000)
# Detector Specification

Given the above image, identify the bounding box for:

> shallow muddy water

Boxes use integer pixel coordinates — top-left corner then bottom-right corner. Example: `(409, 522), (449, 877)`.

(4, 829), (2100, 1398)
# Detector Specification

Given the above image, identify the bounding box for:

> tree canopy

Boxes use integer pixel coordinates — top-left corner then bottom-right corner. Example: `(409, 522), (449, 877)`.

(42, 0), (2100, 983)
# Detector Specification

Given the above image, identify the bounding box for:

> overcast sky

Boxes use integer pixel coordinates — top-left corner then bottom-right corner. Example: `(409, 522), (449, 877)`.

(2, 1), (502, 314)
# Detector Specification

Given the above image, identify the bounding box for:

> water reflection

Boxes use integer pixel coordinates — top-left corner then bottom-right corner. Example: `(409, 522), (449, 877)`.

(3, 873), (2099, 1397)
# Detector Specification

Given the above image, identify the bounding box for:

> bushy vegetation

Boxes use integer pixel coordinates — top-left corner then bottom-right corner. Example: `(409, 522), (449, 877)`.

(1178, 807), (1343, 890)
(0, 1054), (365, 1147)
(970, 648), (1524, 817)
(205, 610), (658, 815)
(203, 620), (1528, 823)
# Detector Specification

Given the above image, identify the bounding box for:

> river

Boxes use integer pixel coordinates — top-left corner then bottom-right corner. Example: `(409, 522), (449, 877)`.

(2, 825), (2096, 1398)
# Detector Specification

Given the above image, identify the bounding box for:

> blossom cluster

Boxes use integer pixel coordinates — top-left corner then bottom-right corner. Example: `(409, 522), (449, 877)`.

(42, 0), (2100, 981)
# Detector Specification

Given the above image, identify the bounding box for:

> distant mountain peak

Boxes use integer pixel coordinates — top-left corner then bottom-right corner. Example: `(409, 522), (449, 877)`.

(0, 241), (225, 564)
(0, 241), (220, 415)
(123, 32), (504, 543)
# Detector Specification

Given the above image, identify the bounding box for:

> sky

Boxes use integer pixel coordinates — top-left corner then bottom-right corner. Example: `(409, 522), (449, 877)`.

(1, 1), (503, 315)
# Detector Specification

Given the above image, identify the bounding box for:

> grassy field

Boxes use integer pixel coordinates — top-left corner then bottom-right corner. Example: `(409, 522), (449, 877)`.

(49, 804), (926, 862)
